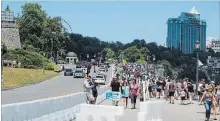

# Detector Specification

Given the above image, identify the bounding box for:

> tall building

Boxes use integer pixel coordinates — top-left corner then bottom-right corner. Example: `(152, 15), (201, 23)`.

(167, 7), (206, 54)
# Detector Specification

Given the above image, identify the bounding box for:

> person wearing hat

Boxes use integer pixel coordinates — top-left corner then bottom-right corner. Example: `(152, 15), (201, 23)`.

(200, 85), (217, 121)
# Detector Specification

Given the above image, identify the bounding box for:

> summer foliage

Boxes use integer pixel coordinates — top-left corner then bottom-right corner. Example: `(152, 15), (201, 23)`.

(5, 3), (220, 81)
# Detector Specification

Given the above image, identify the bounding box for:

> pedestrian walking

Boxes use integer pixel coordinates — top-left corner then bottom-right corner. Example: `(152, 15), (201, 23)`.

(200, 85), (217, 121)
(89, 78), (99, 104)
(84, 76), (95, 104)
(215, 84), (220, 111)
(130, 79), (139, 109)
(168, 80), (176, 104)
(179, 88), (186, 105)
(121, 78), (129, 108)
(187, 82), (194, 104)
(110, 77), (121, 106)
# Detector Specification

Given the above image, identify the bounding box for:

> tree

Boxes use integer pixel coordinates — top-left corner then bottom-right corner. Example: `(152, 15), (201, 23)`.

(160, 60), (172, 77)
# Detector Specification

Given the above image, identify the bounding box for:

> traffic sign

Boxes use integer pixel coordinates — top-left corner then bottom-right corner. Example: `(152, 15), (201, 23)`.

(106, 91), (121, 101)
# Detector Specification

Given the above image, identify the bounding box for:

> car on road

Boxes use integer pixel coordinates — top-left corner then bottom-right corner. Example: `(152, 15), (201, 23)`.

(99, 68), (107, 73)
(103, 62), (110, 68)
(96, 73), (107, 80)
(74, 69), (84, 78)
(64, 68), (74, 76)
(93, 75), (106, 85)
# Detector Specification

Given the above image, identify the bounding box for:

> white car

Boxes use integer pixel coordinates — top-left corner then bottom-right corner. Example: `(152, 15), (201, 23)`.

(93, 75), (106, 85)
(74, 69), (84, 78)
(99, 68), (106, 73)
(97, 73), (107, 79)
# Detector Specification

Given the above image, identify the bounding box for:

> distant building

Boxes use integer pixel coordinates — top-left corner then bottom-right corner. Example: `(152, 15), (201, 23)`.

(167, 7), (206, 54)
(206, 37), (220, 52)
(207, 56), (220, 74)
(66, 52), (78, 64)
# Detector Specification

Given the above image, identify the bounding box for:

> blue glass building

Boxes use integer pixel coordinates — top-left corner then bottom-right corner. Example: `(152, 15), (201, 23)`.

(167, 7), (206, 54)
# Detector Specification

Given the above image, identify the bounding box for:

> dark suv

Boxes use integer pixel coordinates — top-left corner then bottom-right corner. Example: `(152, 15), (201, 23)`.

(64, 68), (73, 76)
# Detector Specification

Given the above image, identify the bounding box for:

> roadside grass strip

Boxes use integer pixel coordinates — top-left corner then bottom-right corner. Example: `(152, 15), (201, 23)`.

(2, 67), (59, 89)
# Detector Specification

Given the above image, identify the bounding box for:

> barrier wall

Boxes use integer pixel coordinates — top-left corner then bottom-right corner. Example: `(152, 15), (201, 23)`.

(2, 65), (113, 121)
(76, 104), (124, 121)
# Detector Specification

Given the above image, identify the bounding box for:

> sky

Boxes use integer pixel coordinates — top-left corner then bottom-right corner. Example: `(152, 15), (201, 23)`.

(2, 1), (220, 45)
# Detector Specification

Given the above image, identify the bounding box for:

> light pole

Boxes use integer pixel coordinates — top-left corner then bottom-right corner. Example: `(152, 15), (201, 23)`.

(1, 44), (3, 84)
(94, 54), (96, 73)
(153, 55), (156, 77)
(87, 54), (89, 62)
(195, 40), (200, 97)
(50, 32), (56, 62)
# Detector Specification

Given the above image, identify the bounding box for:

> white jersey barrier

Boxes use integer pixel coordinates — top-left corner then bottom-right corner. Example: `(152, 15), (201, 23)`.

(76, 104), (124, 121)
(138, 101), (164, 121)
(2, 85), (110, 121)
(2, 92), (87, 121)
(2, 65), (113, 121)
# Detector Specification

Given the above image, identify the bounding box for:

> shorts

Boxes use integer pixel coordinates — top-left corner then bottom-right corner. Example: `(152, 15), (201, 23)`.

(92, 91), (98, 98)
(181, 96), (185, 100)
(169, 92), (175, 97)
(198, 91), (202, 96)
(157, 89), (161, 92)
(87, 92), (95, 101)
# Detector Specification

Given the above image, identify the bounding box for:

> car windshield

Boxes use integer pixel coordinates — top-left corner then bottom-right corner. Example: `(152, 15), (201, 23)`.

(96, 76), (103, 78)
(75, 70), (82, 73)
(65, 69), (72, 72)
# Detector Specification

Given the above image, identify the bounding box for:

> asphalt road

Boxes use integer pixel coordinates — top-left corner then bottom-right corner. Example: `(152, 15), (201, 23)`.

(2, 64), (113, 104)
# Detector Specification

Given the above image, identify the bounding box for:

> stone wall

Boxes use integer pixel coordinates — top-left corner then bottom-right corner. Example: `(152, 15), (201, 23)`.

(1, 23), (21, 50)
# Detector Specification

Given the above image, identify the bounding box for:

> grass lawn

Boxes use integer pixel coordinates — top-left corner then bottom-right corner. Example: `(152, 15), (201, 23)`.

(2, 67), (60, 89)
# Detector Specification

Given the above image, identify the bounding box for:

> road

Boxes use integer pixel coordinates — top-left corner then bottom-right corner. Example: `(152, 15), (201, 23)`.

(2, 64), (113, 104)
(99, 98), (218, 121)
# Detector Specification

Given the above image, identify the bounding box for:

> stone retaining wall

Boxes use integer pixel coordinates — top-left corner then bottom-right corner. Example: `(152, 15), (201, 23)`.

(1, 23), (21, 50)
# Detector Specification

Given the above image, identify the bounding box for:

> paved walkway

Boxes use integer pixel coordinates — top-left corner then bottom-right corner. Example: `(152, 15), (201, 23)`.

(99, 98), (219, 121)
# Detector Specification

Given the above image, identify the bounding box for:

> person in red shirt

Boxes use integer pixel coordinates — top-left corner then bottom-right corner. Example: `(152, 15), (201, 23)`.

(130, 79), (139, 109)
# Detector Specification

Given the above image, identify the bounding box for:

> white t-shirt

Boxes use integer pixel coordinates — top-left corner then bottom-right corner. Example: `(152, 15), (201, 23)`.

(84, 80), (92, 92)
(180, 90), (186, 97)
(198, 83), (203, 92)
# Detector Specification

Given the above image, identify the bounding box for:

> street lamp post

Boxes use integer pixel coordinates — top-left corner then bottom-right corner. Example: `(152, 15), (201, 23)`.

(195, 40), (200, 98)
(153, 55), (156, 77)
(94, 54), (96, 73)
(87, 54), (89, 62)
(50, 32), (56, 62)
(1, 44), (3, 84)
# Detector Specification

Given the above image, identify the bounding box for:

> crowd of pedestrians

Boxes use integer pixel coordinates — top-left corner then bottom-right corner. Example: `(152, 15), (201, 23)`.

(84, 62), (220, 121)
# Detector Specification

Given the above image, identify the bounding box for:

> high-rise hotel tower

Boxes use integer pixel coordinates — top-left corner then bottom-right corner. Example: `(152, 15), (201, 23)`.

(167, 7), (206, 54)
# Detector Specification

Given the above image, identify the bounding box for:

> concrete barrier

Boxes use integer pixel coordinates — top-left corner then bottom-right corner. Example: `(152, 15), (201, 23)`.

(76, 104), (124, 121)
(138, 101), (164, 121)
(2, 65), (114, 121)
(2, 92), (87, 121)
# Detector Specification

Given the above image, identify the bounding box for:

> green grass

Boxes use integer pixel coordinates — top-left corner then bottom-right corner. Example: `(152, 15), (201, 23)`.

(2, 67), (60, 89)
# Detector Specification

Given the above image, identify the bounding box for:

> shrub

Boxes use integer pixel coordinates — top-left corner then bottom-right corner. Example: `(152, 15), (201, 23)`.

(4, 49), (57, 70)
